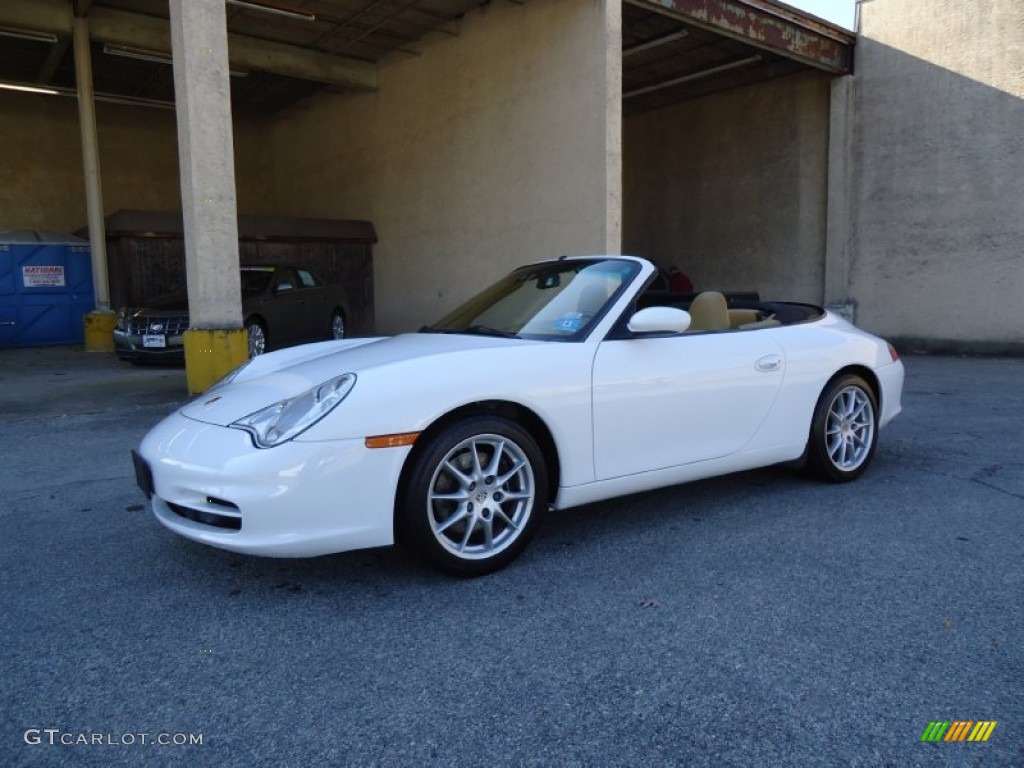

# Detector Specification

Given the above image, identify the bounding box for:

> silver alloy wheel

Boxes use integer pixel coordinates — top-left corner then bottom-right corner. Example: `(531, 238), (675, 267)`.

(825, 385), (875, 471)
(426, 434), (535, 560)
(330, 312), (345, 339)
(247, 322), (266, 358)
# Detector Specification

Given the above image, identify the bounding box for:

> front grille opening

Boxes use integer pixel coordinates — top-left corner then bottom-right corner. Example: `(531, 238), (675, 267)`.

(167, 501), (241, 531)
(129, 316), (189, 336)
(204, 496), (239, 510)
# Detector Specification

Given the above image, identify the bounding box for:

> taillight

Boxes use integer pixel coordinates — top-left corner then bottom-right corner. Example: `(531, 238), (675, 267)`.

(887, 343), (899, 362)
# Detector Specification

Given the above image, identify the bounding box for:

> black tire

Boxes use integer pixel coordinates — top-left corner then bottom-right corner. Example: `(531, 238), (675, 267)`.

(396, 416), (548, 577)
(245, 317), (267, 358)
(806, 373), (879, 483)
(329, 309), (346, 340)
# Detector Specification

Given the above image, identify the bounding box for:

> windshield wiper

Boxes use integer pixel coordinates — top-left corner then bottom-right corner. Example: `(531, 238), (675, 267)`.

(464, 325), (518, 338)
(418, 325), (518, 338)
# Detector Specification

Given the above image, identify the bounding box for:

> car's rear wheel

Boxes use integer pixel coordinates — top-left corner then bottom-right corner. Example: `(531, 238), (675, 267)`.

(806, 373), (878, 482)
(245, 318), (267, 358)
(329, 310), (346, 340)
(397, 416), (548, 576)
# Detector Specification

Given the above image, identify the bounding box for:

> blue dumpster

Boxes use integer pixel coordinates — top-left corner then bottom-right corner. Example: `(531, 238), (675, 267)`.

(0, 230), (95, 348)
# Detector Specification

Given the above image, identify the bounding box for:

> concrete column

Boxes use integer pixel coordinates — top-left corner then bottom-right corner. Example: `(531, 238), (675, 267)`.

(72, 16), (115, 350)
(169, 0), (247, 393)
(824, 75), (855, 321)
(602, 0), (623, 254)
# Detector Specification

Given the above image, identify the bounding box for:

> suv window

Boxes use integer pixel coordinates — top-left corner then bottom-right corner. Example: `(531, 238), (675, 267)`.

(297, 269), (320, 288)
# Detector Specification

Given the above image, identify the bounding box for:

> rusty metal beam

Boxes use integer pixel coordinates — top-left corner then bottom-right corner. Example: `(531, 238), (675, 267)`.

(626, 0), (853, 74)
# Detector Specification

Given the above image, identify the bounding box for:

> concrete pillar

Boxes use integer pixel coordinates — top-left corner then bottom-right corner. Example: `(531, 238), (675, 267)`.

(72, 16), (115, 350)
(169, 0), (247, 393)
(602, 0), (623, 254)
(824, 75), (855, 321)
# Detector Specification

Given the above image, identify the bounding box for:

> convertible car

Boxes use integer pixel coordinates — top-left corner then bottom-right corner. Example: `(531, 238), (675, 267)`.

(133, 256), (904, 576)
(114, 265), (349, 362)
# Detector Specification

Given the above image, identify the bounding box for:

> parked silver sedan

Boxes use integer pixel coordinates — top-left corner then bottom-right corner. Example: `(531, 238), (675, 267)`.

(113, 265), (349, 362)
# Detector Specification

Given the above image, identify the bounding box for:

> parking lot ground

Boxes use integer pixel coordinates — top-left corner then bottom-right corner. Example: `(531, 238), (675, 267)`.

(1, 347), (1021, 767)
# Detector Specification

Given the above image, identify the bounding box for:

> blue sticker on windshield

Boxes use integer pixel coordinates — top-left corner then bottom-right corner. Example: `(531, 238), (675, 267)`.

(553, 313), (584, 332)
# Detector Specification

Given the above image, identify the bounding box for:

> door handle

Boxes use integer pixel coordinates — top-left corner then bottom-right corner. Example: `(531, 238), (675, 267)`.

(755, 354), (782, 372)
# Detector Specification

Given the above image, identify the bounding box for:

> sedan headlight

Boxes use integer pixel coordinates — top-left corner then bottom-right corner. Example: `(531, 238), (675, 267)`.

(231, 373), (356, 448)
(115, 307), (132, 332)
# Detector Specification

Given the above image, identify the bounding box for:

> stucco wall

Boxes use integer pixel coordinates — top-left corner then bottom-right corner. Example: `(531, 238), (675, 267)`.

(849, 0), (1024, 350)
(0, 91), (273, 234)
(622, 70), (831, 303)
(266, 0), (621, 333)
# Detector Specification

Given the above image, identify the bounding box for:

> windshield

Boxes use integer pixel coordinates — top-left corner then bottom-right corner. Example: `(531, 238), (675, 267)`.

(425, 259), (641, 341)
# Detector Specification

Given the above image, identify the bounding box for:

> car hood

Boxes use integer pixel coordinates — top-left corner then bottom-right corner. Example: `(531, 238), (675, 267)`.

(180, 333), (539, 426)
(129, 293), (188, 313)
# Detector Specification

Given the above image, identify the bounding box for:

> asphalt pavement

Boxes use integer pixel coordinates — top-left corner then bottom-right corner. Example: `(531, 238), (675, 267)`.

(0, 346), (1021, 767)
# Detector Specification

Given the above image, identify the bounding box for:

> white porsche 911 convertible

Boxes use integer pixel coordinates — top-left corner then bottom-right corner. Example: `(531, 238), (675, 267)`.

(133, 256), (904, 576)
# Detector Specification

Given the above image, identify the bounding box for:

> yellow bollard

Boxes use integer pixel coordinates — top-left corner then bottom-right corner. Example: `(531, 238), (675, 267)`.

(83, 311), (116, 352)
(183, 328), (249, 394)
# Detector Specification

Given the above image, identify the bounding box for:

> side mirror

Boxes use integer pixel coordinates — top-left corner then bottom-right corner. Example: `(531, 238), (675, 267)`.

(274, 282), (295, 294)
(627, 307), (691, 334)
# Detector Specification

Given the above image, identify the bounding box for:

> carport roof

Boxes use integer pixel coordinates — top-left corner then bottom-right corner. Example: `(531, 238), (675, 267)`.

(0, 0), (483, 114)
(624, 0), (854, 113)
(0, 0), (854, 115)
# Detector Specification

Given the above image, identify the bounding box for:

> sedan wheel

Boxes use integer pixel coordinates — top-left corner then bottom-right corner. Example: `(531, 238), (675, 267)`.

(330, 310), (346, 340)
(806, 374), (878, 482)
(397, 416), (548, 576)
(246, 319), (266, 358)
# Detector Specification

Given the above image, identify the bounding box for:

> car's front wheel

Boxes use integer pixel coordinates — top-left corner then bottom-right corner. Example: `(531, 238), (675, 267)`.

(329, 310), (346, 340)
(245, 318), (267, 358)
(397, 416), (548, 576)
(806, 373), (878, 482)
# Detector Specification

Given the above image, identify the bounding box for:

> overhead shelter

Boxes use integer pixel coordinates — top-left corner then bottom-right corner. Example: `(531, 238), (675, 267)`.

(1, 0), (857, 385)
(622, 0), (851, 108)
(0, 0), (487, 389)
(620, 0), (855, 307)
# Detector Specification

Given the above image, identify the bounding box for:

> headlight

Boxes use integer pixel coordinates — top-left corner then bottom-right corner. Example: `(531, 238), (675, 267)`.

(115, 307), (132, 332)
(230, 373), (356, 448)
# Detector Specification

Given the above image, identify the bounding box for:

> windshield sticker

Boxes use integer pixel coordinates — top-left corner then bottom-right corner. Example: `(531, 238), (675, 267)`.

(553, 313), (584, 333)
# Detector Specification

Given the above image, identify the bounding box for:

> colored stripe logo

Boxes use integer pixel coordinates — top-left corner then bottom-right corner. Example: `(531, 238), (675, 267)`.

(920, 721), (997, 742)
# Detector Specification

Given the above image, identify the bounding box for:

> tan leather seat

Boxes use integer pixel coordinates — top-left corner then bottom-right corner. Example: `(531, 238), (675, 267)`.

(739, 316), (782, 330)
(728, 309), (760, 328)
(687, 291), (729, 331)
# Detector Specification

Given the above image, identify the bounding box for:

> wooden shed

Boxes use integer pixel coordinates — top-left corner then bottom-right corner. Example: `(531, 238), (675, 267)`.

(89, 210), (377, 336)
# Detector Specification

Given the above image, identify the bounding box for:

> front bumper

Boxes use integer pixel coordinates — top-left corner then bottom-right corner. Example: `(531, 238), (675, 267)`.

(114, 329), (185, 362)
(877, 359), (905, 428)
(137, 411), (409, 557)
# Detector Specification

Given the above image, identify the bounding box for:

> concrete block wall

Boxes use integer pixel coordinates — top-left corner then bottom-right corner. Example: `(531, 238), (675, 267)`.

(265, 0), (622, 334)
(622, 70), (831, 303)
(849, 0), (1024, 351)
(0, 91), (273, 234)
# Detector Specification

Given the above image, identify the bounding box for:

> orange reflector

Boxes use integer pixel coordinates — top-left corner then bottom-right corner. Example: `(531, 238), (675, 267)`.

(888, 342), (900, 362)
(365, 432), (420, 449)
